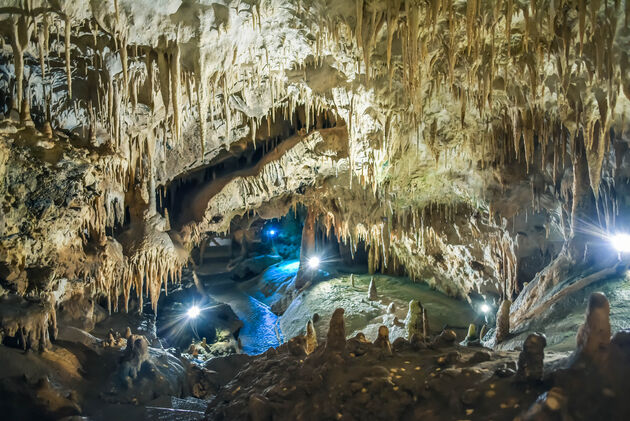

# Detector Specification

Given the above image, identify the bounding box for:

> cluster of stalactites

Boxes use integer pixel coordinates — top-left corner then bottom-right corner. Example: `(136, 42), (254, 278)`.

(304, 194), (518, 298)
(345, 0), (628, 196)
(122, 246), (183, 314)
(0, 297), (58, 351)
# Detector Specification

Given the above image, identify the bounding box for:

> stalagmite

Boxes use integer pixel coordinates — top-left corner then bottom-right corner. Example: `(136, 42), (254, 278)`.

(516, 333), (546, 382)
(386, 302), (395, 314)
(576, 292), (611, 364)
(422, 307), (429, 339)
(326, 308), (346, 352)
(404, 299), (422, 339)
(496, 299), (511, 343)
(367, 277), (377, 300)
(373, 325), (392, 355)
(305, 319), (317, 354)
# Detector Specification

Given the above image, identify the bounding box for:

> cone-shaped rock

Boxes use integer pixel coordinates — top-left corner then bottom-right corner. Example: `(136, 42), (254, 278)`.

(576, 292), (611, 364)
(326, 308), (346, 351)
(496, 299), (511, 343)
(368, 277), (377, 300)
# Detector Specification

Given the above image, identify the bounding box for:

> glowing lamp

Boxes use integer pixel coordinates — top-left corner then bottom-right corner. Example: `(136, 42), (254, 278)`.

(187, 305), (201, 319)
(307, 256), (321, 269)
(611, 233), (630, 253)
(269, 229), (276, 236)
(480, 304), (490, 314)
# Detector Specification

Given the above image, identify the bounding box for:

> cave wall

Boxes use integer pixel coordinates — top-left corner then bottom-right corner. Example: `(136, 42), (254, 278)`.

(2, 0), (630, 345)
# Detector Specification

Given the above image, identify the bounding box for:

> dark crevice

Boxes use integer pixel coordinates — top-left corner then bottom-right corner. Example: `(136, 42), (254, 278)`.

(156, 105), (341, 228)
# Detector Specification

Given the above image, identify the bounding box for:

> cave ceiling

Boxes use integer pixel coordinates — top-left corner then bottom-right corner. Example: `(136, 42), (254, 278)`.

(1, 0), (630, 329)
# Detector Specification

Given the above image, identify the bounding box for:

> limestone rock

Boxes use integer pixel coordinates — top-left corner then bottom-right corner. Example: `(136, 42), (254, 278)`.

(386, 302), (396, 314)
(326, 308), (346, 352)
(516, 333), (547, 382)
(432, 329), (457, 348)
(373, 325), (392, 355)
(119, 334), (150, 388)
(287, 335), (307, 356)
(576, 292), (611, 364)
(248, 394), (272, 421)
(368, 277), (377, 300)
(346, 332), (371, 356)
(496, 299), (511, 343)
(404, 300), (423, 340)
(305, 319), (317, 354)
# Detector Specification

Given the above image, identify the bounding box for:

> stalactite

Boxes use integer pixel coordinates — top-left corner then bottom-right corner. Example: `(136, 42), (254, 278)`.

(223, 75), (231, 144)
(157, 49), (170, 113)
(11, 17), (26, 114)
(65, 15), (72, 99)
(170, 43), (181, 142)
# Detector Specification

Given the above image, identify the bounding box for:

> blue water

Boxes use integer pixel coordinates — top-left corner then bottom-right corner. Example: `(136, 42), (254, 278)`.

(205, 277), (285, 355)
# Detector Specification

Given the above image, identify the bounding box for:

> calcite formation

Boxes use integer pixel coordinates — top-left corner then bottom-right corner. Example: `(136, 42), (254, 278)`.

(1, 0), (629, 327)
(1, 0), (630, 417)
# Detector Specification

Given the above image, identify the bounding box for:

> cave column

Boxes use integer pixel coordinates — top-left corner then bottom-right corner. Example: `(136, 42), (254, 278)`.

(296, 208), (316, 289)
(568, 131), (596, 263)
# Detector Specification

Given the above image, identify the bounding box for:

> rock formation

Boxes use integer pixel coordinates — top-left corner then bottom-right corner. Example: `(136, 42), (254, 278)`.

(496, 299), (511, 343)
(404, 299), (423, 340)
(305, 319), (317, 354)
(576, 292), (611, 365)
(2, 0), (630, 418)
(368, 277), (377, 300)
(373, 325), (392, 355)
(516, 333), (547, 382)
(326, 308), (346, 352)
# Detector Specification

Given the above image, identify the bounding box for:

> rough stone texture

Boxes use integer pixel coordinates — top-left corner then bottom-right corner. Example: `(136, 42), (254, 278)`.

(368, 277), (377, 301)
(305, 319), (317, 355)
(326, 308), (346, 352)
(576, 292), (611, 364)
(404, 299), (422, 340)
(205, 307), (630, 421)
(496, 299), (511, 343)
(2, 1), (630, 417)
(373, 325), (392, 355)
(516, 333), (547, 382)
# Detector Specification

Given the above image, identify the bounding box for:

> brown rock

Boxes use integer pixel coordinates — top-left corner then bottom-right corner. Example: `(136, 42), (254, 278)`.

(386, 302), (396, 314)
(576, 292), (611, 364)
(373, 325), (392, 355)
(248, 394), (272, 421)
(422, 307), (430, 338)
(305, 319), (317, 354)
(368, 277), (377, 300)
(516, 332), (546, 382)
(496, 299), (511, 343)
(287, 335), (307, 356)
(326, 308), (346, 351)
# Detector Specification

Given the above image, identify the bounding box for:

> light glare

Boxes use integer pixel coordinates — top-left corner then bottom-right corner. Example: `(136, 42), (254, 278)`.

(611, 233), (630, 253)
(187, 305), (201, 319)
(308, 256), (321, 269)
(480, 304), (490, 314)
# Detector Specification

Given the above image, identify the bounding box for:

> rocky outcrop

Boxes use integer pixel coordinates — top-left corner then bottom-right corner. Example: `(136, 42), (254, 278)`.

(576, 292), (611, 365)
